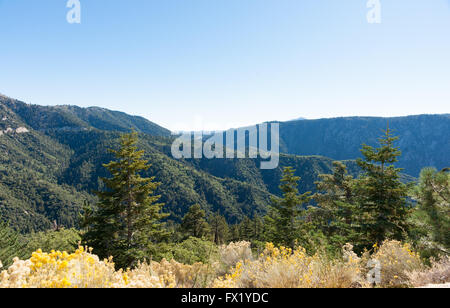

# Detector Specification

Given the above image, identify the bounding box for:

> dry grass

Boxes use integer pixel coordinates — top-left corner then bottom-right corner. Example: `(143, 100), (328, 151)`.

(218, 241), (253, 275)
(408, 256), (450, 287)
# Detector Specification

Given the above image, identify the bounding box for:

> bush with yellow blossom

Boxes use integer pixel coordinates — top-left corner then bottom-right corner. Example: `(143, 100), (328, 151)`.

(0, 246), (222, 288)
(213, 242), (366, 288)
(367, 240), (424, 287)
(0, 247), (172, 288)
(0, 240), (438, 288)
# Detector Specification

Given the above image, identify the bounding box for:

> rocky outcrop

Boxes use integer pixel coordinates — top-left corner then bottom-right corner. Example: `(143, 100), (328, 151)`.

(0, 127), (30, 136)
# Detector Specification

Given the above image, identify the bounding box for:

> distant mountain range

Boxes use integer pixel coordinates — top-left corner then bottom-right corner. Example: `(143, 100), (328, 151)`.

(0, 94), (448, 232)
(276, 114), (450, 177)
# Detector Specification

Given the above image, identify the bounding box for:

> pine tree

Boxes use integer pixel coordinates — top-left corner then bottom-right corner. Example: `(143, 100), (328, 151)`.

(229, 224), (241, 242)
(265, 167), (312, 248)
(237, 214), (265, 242)
(410, 168), (449, 256)
(239, 217), (254, 240)
(208, 213), (229, 245)
(79, 200), (94, 233)
(181, 204), (210, 239)
(354, 126), (410, 250)
(252, 213), (265, 241)
(0, 221), (27, 268)
(82, 131), (168, 268)
(311, 161), (358, 247)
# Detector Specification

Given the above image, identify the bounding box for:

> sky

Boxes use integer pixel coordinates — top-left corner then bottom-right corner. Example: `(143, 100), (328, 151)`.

(0, 0), (449, 131)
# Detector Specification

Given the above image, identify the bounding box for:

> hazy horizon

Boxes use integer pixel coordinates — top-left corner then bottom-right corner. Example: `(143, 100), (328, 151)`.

(2, 91), (449, 133)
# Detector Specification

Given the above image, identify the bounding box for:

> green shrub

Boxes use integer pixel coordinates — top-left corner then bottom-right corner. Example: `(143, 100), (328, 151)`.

(24, 229), (81, 255)
(151, 237), (218, 265)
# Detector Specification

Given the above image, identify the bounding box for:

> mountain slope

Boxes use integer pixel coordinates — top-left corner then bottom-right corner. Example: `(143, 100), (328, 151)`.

(49, 130), (355, 223)
(0, 99), (94, 232)
(0, 96), (361, 231)
(0, 96), (273, 229)
(1, 96), (171, 137)
(276, 115), (450, 177)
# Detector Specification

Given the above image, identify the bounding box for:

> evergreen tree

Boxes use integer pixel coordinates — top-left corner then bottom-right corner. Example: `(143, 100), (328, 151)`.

(0, 221), (27, 268)
(252, 213), (265, 241)
(208, 213), (229, 245)
(239, 217), (254, 240)
(79, 200), (94, 233)
(82, 131), (168, 268)
(181, 204), (210, 239)
(229, 224), (241, 242)
(310, 161), (358, 248)
(238, 213), (265, 242)
(354, 127), (410, 250)
(410, 167), (449, 256)
(265, 167), (312, 248)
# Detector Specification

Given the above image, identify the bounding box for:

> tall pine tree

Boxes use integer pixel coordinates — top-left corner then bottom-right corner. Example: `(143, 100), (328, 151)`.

(354, 126), (410, 250)
(208, 213), (229, 245)
(410, 168), (449, 257)
(310, 161), (358, 249)
(0, 220), (27, 268)
(265, 167), (312, 248)
(82, 131), (168, 268)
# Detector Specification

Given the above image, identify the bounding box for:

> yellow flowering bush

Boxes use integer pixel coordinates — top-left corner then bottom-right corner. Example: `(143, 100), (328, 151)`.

(0, 247), (172, 288)
(367, 240), (423, 288)
(213, 242), (366, 288)
(146, 258), (218, 288)
(218, 241), (253, 275)
(0, 241), (433, 288)
(0, 246), (220, 288)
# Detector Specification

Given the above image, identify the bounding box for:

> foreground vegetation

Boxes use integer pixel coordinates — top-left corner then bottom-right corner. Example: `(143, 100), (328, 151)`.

(1, 240), (448, 288)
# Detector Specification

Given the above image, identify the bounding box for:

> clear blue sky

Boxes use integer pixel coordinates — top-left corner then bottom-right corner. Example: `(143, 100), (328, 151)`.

(1, 0), (449, 131)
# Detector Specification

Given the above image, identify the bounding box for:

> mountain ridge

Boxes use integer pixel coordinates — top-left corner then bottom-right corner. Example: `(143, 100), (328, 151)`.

(1, 94), (448, 232)
(276, 114), (450, 176)
(1, 96), (171, 137)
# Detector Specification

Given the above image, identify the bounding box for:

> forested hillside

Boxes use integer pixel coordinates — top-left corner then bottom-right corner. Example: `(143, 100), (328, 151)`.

(1, 96), (171, 137)
(0, 96), (358, 231)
